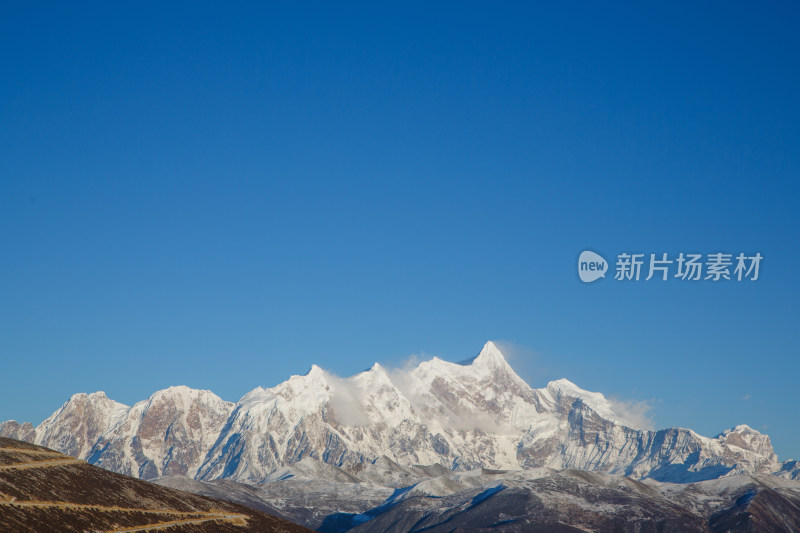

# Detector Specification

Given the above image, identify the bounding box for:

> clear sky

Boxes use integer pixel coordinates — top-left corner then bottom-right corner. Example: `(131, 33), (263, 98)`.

(1, 3), (799, 458)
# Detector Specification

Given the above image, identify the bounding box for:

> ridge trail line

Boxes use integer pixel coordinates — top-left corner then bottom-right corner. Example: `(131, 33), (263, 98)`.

(0, 458), (83, 470)
(0, 448), (65, 455)
(0, 500), (249, 530)
(106, 513), (249, 532)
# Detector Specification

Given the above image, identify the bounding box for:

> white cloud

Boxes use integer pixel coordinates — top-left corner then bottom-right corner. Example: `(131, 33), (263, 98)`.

(324, 371), (369, 427)
(607, 397), (656, 430)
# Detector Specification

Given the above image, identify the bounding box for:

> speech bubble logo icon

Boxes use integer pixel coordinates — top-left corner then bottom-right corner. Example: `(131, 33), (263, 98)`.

(578, 251), (608, 283)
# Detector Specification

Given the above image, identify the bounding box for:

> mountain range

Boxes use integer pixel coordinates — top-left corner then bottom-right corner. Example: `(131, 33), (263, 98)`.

(2, 342), (797, 486)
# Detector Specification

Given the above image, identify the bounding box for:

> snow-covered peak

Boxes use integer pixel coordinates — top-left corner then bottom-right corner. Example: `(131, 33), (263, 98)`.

(467, 341), (507, 367)
(151, 385), (197, 396)
(241, 363), (332, 420)
(148, 385), (215, 399)
(34, 390), (130, 460)
(358, 362), (389, 377)
(237, 386), (275, 408)
(350, 362), (393, 388)
(716, 424), (776, 458)
(142, 386), (233, 413)
(58, 391), (130, 419)
(545, 378), (590, 398)
(413, 356), (465, 380)
(326, 362), (416, 427)
(275, 364), (329, 396)
(543, 379), (627, 426)
(305, 364), (326, 377)
(64, 391), (123, 405)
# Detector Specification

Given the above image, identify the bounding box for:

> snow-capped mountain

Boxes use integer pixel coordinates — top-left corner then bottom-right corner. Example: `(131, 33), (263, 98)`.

(1, 342), (795, 484)
(1, 386), (233, 480)
(86, 386), (234, 479)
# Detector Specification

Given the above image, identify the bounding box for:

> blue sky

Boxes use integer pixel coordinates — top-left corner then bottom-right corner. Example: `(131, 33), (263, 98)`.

(1, 3), (799, 458)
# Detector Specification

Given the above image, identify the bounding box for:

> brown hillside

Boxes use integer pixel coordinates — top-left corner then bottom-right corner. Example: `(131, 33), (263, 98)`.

(0, 437), (311, 533)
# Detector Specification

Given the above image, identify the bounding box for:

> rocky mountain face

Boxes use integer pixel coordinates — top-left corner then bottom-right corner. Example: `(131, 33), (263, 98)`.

(1, 386), (233, 480)
(1, 342), (796, 485)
